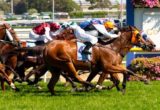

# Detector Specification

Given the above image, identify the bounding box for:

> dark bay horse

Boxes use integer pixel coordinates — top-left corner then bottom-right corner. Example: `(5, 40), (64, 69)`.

(43, 26), (153, 95)
(0, 24), (20, 91)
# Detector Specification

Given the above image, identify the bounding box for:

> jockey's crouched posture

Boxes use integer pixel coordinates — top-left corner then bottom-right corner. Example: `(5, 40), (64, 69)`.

(61, 22), (98, 54)
(79, 19), (121, 40)
(29, 22), (60, 45)
(61, 20), (121, 54)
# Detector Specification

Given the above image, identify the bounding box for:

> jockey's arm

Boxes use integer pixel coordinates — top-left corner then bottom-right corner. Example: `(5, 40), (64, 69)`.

(103, 31), (121, 39)
(44, 27), (52, 41)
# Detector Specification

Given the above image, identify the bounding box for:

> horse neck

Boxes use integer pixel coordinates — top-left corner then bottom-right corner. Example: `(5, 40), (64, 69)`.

(0, 28), (6, 40)
(108, 33), (133, 57)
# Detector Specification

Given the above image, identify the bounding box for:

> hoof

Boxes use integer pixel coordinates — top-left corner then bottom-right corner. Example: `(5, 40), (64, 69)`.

(96, 85), (103, 90)
(121, 89), (126, 95)
(64, 82), (70, 87)
(71, 88), (78, 92)
(14, 78), (23, 83)
(27, 81), (35, 85)
(14, 88), (20, 92)
(50, 92), (55, 96)
(74, 87), (86, 92)
(34, 85), (42, 90)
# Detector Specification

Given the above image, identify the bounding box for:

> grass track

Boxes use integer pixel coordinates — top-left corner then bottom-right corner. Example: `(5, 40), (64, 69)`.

(0, 81), (160, 110)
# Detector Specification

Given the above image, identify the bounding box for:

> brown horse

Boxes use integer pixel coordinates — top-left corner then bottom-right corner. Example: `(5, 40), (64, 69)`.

(43, 26), (153, 95)
(0, 24), (20, 91)
(11, 28), (75, 85)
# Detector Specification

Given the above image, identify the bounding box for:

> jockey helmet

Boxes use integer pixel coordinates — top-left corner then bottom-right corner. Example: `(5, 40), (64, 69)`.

(104, 21), (115, 29)
(50, 22), (60, 31)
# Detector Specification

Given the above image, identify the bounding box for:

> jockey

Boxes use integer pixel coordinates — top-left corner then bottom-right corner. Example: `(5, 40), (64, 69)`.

(29, 22), (60, 45)
(61, 22), (98, 54)
(49, 22), (62, 37)
(79, 19), (121, 40)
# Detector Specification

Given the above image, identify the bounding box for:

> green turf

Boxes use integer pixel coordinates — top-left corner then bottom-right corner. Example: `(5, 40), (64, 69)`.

(0, 81), (160, 110)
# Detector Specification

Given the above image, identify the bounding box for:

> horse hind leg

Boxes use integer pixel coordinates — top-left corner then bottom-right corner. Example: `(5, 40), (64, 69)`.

(47, 67), (60, 95)
(1, 78), (5, 91)
(111, 73), (121, 91)
(121, 71), (128, 95)
(66, 62), (95, 89)
(61, 72), (77, 92)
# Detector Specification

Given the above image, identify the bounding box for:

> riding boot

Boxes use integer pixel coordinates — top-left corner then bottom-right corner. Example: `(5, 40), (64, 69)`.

(82, 42), (92, 54)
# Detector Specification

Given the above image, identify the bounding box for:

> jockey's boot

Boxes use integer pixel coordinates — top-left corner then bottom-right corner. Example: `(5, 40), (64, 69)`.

(82, 42), (92, 55)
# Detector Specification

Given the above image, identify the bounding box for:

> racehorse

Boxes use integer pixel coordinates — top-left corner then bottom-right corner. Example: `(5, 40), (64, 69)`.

(0, 24), (20, 91)
(96, 29), (156, 90)
(43, 26), (153, 95)
(11, 28), (76, 85)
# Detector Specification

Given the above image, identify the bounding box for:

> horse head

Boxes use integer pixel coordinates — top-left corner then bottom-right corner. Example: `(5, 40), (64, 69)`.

(120, 26), (155, 51)
(0, 24), (20, 47)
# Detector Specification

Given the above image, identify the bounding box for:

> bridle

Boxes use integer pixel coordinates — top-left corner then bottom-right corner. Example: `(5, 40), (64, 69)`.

(109, 26), (142, 57)
(0, 26), (19, 47)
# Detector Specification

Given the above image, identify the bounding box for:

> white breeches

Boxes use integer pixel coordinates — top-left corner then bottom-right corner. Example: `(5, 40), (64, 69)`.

(73, 27), (98, 44)
(29, 30), (46, 42)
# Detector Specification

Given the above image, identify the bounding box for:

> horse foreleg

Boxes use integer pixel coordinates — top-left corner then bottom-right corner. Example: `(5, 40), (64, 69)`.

(103, 65), (127, 92)
(33, 65), (47, 84)
(110, 73), (121, 91)
(122, 71), (128, 95)
(96, 72), (111, 90)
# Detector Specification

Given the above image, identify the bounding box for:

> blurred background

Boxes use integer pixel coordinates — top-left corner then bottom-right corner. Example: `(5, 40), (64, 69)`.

(0, 0), (126, 27)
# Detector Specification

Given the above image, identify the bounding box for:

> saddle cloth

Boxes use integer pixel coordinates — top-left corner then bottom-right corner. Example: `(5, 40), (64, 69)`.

(77, 42), (92, 61)
(21, 40), (36, 47)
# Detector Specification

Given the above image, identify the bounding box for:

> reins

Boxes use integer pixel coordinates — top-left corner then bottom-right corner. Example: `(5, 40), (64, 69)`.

(0, 39), (18, 46)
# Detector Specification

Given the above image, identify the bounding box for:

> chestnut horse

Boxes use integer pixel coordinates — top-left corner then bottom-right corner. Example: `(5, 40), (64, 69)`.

(11, 28), (75, 85)
(0, 24), (20, 91)
(43, 26), (153, 95)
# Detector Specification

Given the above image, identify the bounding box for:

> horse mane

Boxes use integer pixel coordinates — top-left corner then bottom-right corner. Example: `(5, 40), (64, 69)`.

(119, 25), (132, 32)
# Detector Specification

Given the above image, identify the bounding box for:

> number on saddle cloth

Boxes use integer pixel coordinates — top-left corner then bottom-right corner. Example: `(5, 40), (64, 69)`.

(77, 42), (92, 61)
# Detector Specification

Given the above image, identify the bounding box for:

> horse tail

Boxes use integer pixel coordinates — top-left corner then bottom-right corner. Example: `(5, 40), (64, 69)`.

(126, 69), (148, 82)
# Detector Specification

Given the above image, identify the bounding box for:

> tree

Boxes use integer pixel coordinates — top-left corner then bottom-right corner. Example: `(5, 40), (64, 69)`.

(54, 0), (80, 12)
(86, 0), (112, 9)
(1, 0), (80, 14)
(0, 0), (10, 13)
(86, 0), (97, 6)
(28, 8), (38, 15)
(14, 0), (27, 14)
